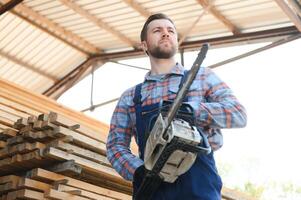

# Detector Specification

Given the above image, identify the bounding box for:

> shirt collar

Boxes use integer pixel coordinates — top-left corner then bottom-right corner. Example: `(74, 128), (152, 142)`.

(144, 63), (184, 82)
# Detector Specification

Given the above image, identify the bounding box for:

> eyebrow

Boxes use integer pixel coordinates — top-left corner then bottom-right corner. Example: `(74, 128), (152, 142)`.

(151, 26), (175, 30)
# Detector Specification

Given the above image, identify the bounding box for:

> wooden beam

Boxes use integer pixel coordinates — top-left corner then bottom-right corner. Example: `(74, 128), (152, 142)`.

(42, 26), (298, 99)
(57, 185), (114, 200)
(0, 50), (57, 81)
(179, 3), (212, 45)
(122, 0), (151, 17)
(196, 0), (240, 35)
(0, 0), (22, 15)
(275, 0), (301, 32)
(89, 26), (298, 61)
(48, 140), (110, 165)
(51, 125), (106, 155)
(17, 177), (51, 192)
(7, 189), (45, 200)
(287, 0), (301, 17)
(0, 0), (100, 55)
(59, 0), (138, 48)
(45, 189), (91, 200)
(43, 57), (105, 99)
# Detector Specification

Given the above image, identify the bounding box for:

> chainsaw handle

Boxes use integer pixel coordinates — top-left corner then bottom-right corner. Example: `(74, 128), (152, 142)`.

(197, 129), (212, 155)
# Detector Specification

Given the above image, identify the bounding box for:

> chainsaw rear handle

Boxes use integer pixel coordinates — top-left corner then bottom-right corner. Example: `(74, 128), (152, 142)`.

(197, 129), (212, 155)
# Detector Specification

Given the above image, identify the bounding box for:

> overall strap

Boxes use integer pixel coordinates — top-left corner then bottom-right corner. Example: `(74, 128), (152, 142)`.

(179, 70), (189, 101)
(179, 70), (188, 88)
(133, 83), (143, 157)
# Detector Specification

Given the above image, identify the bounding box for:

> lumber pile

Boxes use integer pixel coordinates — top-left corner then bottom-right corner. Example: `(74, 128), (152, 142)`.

(0, 169), (131, 200)
(0, 79), (133, 199)
(0, 111), (132, 199)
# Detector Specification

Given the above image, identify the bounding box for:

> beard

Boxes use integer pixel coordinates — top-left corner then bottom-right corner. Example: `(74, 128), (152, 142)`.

(148, 43), (177, 59)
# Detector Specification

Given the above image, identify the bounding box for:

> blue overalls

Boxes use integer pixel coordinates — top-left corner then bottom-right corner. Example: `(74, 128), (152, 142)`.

(133, 73), (222, 200)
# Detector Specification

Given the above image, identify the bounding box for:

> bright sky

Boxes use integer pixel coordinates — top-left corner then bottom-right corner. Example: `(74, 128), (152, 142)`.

(58, 38), (301, 198)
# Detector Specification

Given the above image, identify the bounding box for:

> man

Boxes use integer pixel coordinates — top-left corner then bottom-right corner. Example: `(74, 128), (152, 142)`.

(106, 13), (247, 200)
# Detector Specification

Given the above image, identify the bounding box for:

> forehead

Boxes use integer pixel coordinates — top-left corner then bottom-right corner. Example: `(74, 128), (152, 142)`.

(147, 19), (176, 30)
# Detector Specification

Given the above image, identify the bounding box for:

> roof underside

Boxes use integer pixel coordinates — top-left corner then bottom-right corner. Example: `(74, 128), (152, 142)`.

(0, 0), (300, 99)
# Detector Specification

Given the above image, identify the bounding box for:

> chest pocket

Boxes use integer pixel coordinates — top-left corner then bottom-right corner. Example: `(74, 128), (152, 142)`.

(168, 81), (205, 103)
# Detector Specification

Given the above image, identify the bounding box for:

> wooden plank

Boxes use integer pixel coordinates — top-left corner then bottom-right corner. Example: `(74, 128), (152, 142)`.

(0, 80), (110, 142)
(27, 115), (38, 125)
(48, 140), (110, 166)
(0, 90), (108, 150)
(0, 182), (17, 194)
(0, 149), (49, 176)
(17, 177), (51, 192)
(0, 154), (23, 174)
(6, 189), (45, 200)
(0, 176), (50, 195)
(57, 184), (114, 200)
(0, 104), (29, 119)
(46, 160), (82, 176)
(0, 141), (6, 149)
(0, 129), (18, 140)
(42, 147), (132, 194)
(27, 168), (132, 200)
(52, 126), (106, 155)
(6, 136), (25, 146)
(45, 188), (90, 200)
(0, 97), (41, 117)
(0, 110), (20, 122)
(42, 147), (120, 181)
(0, 142), (45, 159)
(49, 112), (108, 143)
(0, 175), (20, 184)
(13, 117), (28, 130)
(21, 130), (55, 143)
(0, 124), (11, 131)
(0, 116), (14, 126)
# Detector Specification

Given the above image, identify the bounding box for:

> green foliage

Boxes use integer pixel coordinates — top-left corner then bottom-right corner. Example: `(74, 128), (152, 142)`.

(217, 160), (301, 199)
(296, 186), (301, 194)
(243, 181), (264, 199)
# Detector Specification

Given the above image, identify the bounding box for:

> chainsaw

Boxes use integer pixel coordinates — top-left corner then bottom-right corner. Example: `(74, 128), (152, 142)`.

(134, 44), (211, 200)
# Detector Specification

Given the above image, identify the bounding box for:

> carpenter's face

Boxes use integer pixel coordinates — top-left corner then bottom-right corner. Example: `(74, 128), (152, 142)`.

(142, 19), (178, 58)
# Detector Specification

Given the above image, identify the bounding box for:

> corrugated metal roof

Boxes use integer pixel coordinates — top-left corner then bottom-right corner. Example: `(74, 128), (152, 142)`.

(0, 0), (300, 96)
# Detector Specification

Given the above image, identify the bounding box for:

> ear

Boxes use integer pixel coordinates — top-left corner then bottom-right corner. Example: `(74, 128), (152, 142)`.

(140, 41), (148, 53)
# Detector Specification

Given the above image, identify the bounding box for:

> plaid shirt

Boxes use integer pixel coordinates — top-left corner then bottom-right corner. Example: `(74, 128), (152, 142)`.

(106, 63), (247, 181)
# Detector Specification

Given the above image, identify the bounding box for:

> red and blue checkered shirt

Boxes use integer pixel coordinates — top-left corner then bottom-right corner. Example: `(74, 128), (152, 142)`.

(106, 63), (247, 181)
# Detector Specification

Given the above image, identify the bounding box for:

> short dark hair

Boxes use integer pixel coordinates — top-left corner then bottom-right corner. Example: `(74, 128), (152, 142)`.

(140, 13), (175, 42)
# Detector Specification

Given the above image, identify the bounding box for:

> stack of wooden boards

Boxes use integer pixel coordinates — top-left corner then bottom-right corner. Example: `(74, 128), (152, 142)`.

(0, 79), (132, 199)
(0, 112), (132, 200)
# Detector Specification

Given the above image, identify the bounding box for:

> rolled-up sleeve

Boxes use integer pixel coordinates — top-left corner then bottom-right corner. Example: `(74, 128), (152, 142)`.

(106, 91), (143, 181)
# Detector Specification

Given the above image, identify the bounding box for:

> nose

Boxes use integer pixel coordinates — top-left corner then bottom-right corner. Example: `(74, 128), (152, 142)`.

(162, 29), (170, 38)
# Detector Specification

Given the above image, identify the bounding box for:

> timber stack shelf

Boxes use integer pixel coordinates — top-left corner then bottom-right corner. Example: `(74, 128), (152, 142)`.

(0, 79), (255, 200)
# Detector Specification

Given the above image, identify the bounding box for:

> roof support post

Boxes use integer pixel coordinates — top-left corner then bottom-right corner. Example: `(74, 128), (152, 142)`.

(43, 58), (106, 99)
